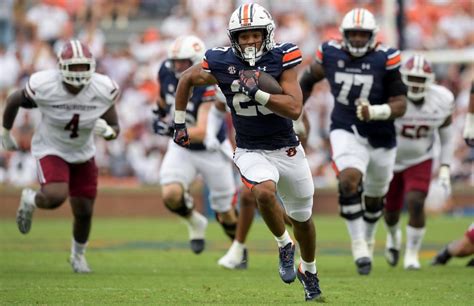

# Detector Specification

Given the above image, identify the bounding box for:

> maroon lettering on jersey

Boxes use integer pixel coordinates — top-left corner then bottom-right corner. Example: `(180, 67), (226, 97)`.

(286, 147), (297, 157)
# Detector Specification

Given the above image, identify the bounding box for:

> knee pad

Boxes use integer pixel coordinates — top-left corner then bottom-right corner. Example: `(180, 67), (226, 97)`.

(363, 197), (384, 223)
(286, 195), (313, 222)
(288, 209), (312, 223)
(165, 192), (193, 217)
(338, 182), (363, 221)
(216, 208), (238, 240)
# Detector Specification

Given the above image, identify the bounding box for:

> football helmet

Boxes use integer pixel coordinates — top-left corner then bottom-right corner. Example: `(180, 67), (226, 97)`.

(168, 35), (205, 78)
(339, 8), (378, 57)
(400, 54), (434, 101)
(228, 3), (275, 66)
(58, 40), (96, 87)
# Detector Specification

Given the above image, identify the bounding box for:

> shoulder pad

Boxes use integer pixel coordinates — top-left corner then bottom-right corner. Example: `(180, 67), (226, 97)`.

(91, 73), (120, 102)
(382, 47), (401, 70)
(430, 84), (455, 114)
(25, 70), (59, 101)
(277, 43), (302, 69)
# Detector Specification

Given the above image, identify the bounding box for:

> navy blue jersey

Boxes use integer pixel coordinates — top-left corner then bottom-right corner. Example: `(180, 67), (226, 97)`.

(158, 60), (225, 151)
(316, 40), (406, 148)
(202, 43), (302, 150)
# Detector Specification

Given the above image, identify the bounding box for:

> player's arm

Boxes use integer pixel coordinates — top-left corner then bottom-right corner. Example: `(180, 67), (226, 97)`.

(100, 105), (120, 140)
(299, 61), (326, 104)
(2, 88), (37, 150)
(438, 115), (454, 194)
(173, 64), (218, 147)
(357, 69), (407, 121)
(464, 83), (474, 146)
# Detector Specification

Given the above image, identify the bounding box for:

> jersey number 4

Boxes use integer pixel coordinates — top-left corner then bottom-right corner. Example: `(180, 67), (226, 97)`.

(335, 72), (373, 105)
(65, 113), (80, 138)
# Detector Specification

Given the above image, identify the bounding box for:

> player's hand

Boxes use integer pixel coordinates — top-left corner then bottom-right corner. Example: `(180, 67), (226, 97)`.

(152, 104), (168, 119)
(204, 136), (220, 151)
(152, 119), (174, 137)
(438, 165), (451, 197)
(1, 128), (18, 151)
(238, 69), (260, 100)
(173, 123), (190, 148)
(356, 98), (371, 121)
(463, 113), (474, 147)
(93, 119), (116, 140)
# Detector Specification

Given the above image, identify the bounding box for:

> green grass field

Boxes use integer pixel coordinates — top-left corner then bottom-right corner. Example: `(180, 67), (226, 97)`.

(1, 215), (472, 305)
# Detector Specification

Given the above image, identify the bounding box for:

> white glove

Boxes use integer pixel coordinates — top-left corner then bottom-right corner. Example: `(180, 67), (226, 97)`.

(93, 119), (116, 140)
(356, 98), (391, 121)
(204, 136), (221, 151)
(438, 165), (451, 197)
(1, 127), (18, 151)
(463, 113), (474, 147)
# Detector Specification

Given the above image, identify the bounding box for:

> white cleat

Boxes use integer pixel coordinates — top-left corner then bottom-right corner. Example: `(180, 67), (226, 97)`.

(404, 249), (421, 270)
(70, 254), (92, 273)
(16, 188), (36, 234)
(218, 247), (248, 270)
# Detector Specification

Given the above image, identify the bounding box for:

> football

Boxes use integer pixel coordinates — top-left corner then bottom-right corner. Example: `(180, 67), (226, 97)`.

(258, 71), (283, 94)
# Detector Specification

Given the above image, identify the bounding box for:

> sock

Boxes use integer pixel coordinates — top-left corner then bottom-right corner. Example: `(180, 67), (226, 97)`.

(275, 230), (293, 248)
(299, 257), (317, 274)
(25, 190), (37, 207)
(187, 210), (202, 226)
(385, 222), (401, 249)
(345, 217), (365, 242)
(230, 240), (245, 252)
(71, 238), (87, 256)
(406, 225), (426, 252)
(364, 220), (378, 243)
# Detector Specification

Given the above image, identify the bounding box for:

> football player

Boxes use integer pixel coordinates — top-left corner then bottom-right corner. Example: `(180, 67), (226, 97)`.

(383, 55), (455, 270)
(299, 8), (407, 275)
(1, 40), (120, 273)
(152, 35), (238, 254)
(463, 82), (474, 147)
(432, 223), (474, 267)
(172, 4), (322, 302)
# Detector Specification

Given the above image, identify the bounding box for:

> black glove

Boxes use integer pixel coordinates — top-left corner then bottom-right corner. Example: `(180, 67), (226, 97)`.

(152, 104), (169, 119)
(173, 123), (190, 148)
(238, 69), (260, 100)
(152, 119), (174, 137)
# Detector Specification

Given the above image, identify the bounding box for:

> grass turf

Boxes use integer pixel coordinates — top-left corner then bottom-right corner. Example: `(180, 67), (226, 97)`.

(0, 215), (472, 304)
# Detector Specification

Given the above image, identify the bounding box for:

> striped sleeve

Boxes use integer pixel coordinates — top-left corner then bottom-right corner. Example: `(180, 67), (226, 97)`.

(202, 57), (210, 73)
(281, 43), (302, 69)
(201, 85), (217, 102)
(385, 49), (401, 70)
(315, 45), (323, 64)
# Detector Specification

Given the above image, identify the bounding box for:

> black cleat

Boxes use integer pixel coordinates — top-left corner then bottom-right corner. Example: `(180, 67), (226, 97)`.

(466, 258), (474, 267)
(355, 257), (372, 275)
(385, 248), (400, 267)
(278, 242), (296, 283)
(297, 267), (323, 302)
(431, 247), (451, 266)
(190, 239), (205, 254)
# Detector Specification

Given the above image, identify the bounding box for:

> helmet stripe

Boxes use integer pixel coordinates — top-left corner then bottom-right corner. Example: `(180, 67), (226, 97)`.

(70, 40), (78, 58)
(75, 40), (84, 58)
(360, 9), (365, 25)
(240, 3), (253, 25)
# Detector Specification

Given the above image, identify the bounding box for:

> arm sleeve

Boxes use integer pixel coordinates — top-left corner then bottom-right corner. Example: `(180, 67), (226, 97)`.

(438, 124), (454, 166)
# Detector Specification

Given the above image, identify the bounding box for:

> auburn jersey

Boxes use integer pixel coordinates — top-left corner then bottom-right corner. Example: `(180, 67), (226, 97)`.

(25, 69), (118, 163)
(203, 43), (302, 150)
(394, 84), (454, 171)
(316, 40), (406, 148)
(158, 60), (225, 151)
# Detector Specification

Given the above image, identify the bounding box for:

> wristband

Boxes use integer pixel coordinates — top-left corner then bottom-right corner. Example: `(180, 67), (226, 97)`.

(174, 110), (186, 124)
(369, 104), (391, 120)
(254, 90), (270, 106)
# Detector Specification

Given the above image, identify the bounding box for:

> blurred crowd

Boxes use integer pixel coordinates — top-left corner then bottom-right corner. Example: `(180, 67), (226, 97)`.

(0, 0), (473, 190)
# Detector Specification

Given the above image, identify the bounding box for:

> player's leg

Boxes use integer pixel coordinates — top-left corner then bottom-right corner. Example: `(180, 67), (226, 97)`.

(234, 148), (297, 282)
(276, 144), (321, 301)
(383, 171), (404, 266)
(364, 146), (396, 260)
(67, 158), (98, 273)
(330, 129), (371, 275)
(16, 155), (70, 234)
(432, 223), (474, 266)
(159, 143), (207, 254)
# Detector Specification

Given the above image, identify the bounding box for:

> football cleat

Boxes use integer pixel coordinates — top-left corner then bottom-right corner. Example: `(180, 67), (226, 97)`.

(355, 257), (372, 275)
(278, 242), (296, 283)
(404, 249), (421, 270)
(16, 188), (36, 234)
(218, 248), (248, 270)
(431, 247), (451, 266)
(385, 248), (400, 267)
(297, 265), (323, 302)
(466, 258), (474, 267)
(186, 211), (208, 254)
(69, 254), (91, 273)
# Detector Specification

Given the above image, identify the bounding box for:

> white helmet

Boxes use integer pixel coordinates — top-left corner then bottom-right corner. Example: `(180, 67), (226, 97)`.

(167, 35), (205, 77)
(58, 40), (96, 87)
(227, 3), (275, 66)
(400, 54), (434, 101)
(339, 8), (378, 57)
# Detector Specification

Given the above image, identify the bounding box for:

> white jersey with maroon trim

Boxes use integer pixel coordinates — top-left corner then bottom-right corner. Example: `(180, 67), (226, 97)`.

(25, 69), (119, 163)
(394, 83), (454, 171)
